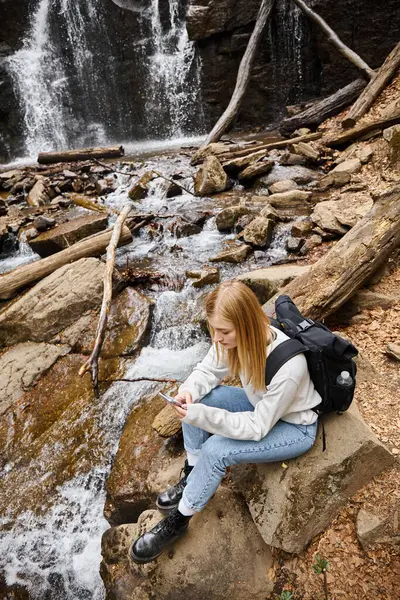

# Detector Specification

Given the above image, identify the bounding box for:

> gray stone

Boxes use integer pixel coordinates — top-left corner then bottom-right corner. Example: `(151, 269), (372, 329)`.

(231, 404), (394, 554)
(280, 152), (308, 166)
(28, 214), (109, 257)
(0, 257), (121, 347)
(101, 489), (273, 600)
(237, 264), (311, 303)
(386, 343), (400, 361)
(32, 215), (56, 232)
(292, 142), (320, 161)
(356, 509), (388, 550)
(311, 195), (373, 235)
(358, 145), (374, 164)
(243, 216), (273, 247)
(260, 165), (319, 186)
(0, 342), (70, 414)
(238, 158), (274, 180)
(291, 219), (313, 237)
(299, 233), (322, 254)
(209, 243), (252, 263)
(194, 155), (228, 196)
(215, 205), (250, 231)
(286, 236), (304, 252)
(269, 179), (298, 194)
(383, 124), (400, 166)
(267, 190), (312, 216)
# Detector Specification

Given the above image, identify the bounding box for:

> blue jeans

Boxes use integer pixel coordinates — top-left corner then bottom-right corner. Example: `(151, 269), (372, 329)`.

(182, 385), (317, 511)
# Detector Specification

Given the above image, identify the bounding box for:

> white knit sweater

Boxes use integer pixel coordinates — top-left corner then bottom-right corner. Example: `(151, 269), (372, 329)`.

(180, 326), (320, 441)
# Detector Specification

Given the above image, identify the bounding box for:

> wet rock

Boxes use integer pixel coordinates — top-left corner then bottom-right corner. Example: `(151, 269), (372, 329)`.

(32, 215), (56, 232)
(291, 219), (313, 237)
(209, 243), (252, 264)
(299, 233), (322, 254)
(62, 169), (78, 178)
(238, 158), (274, 181)
(0, 170), (22, 188)
(189, 266), (220, 289)
(104, 392), (183, 525)
(101, 489), (273, 600)
(356, 509), (389, 550)
(56, 288), (152, 357)
(231, 404), (395, 554)
(165, 181), (183, 198)
(260, 165), (320, 186)
(28, 214), (109, 257)
(95, 177), (116, 195)
(269, 179), (298, 194)
(194, 155), (229, 196)
(259, 203), (280, 221)
(243, 216), (273, 248)
(152, 404), (181, 438)
(237, 264), (310, 304)
(386, 343), (400, 361)
(279, 152), (308, 166)
(0, 342), (70, 415)
(311, 195), (372, 235)
(169, 217), (201, 238)
(236, 213), (255, 231)
(128, 171), (155, 200)
(267, 190), (313, 216)
(26, 178), (48, 207)
(286, 236), (304, 252)
(215, 205), (250, 231)
(383, 124), (400, 166)
(0, 257), (122, 348)
(24, 227), (39, 241)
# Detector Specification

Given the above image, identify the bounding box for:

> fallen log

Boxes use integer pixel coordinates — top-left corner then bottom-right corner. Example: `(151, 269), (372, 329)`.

(37, 146), (124, 165)
(201, 0), (275, 148)
(342, 41), (400, 129)
(218, 132), (322, 163)
(324, 113), (400, 148)
(0, 225), (132, 301)
(280, 78), (368, 135)
(291, 0), (374, 80)
(68, 193), (115, 214)
(263, 185), (400, 320)
(79, 203), (133, 397)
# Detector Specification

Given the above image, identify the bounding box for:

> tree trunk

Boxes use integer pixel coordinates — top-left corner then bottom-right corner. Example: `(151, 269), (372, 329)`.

(201, 0), (275, 148)
(324, 113), (400, 148)
(218, 132), (322, 163)
(291, 0), (374, 80)
(342, 42), (400, 128)
(263, 186), (400, 320)
(37, 146), (124, 164)
(280, 78), (367, 135)
(0, 226), (132, 300)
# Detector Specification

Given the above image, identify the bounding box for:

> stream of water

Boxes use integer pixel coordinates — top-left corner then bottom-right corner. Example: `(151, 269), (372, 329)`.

(0, 149), (292, 599)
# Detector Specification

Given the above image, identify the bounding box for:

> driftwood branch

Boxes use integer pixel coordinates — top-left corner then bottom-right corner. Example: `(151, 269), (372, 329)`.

(291, 0), (374, 80)
(280, 78), (367, 135)
(324, 113), (400, 148)
(100, 377), (179, 384)
(79, 203), (133, 396)
(201, 0), (275, 148)
(151, 170), (194, 196)
(342, 41), (400, 128)
(37, 145), (124, 164)
(263, 186), (400, 320)
(0, 226), (132, 300)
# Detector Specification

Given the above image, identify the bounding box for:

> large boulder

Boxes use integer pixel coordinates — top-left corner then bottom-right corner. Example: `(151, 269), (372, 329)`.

(231, 404), (394, 554)
(101, 488), (274, 600)
(52, 287), (152, 357)
(243, 216), (273, 247)
(28, 214), (109, 257)
(0, 257), (122, 348)
(266, 190), (313, 216)
(311, 194), (373, 235)
(209, 243), (252, 264)
(194, 156), (229, 196)
(237, 264), (311, 304)
(0, 342), (70, 414)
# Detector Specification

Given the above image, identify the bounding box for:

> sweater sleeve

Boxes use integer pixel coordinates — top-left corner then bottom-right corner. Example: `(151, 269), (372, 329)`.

(182, 375), (299, 440)
(178, 344), (229, 403)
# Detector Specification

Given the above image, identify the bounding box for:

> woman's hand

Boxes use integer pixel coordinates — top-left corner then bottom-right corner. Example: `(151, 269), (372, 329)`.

(174, 392), (192, 419)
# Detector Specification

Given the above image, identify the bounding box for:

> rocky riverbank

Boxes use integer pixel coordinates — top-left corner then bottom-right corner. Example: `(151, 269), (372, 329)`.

(1, 72), (400, 599)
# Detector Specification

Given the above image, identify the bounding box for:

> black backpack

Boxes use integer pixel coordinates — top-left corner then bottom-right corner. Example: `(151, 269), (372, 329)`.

(265, 295), (358, 418)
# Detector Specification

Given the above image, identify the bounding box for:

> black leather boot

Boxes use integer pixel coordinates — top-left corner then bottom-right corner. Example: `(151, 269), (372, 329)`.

(130, 508), (191, 564)
(156, 459), (194, 513)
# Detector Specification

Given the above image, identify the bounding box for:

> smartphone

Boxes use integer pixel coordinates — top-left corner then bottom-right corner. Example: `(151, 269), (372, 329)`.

(158, 392), (185, 408)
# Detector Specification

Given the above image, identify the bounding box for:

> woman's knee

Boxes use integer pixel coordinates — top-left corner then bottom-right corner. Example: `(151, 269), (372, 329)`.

(201, 435), (230, 470)
(201, 385), (245, 410)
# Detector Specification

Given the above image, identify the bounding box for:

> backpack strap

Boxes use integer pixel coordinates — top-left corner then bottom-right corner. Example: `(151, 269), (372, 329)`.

(265, 339), (307, 386)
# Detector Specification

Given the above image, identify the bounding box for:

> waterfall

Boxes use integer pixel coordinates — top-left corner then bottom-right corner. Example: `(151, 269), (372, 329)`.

(143, 0), (204, 138)
(5, 0), (204, 159)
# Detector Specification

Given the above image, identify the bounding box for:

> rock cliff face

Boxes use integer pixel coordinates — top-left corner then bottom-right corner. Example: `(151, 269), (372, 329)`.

(186, 0), (400, 128)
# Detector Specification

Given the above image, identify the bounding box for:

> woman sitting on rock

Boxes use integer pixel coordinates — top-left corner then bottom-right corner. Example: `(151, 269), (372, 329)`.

(131, 280), (320, 563)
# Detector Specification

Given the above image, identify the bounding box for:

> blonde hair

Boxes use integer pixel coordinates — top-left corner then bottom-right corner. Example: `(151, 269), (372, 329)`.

(205, 280), (273, 391)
